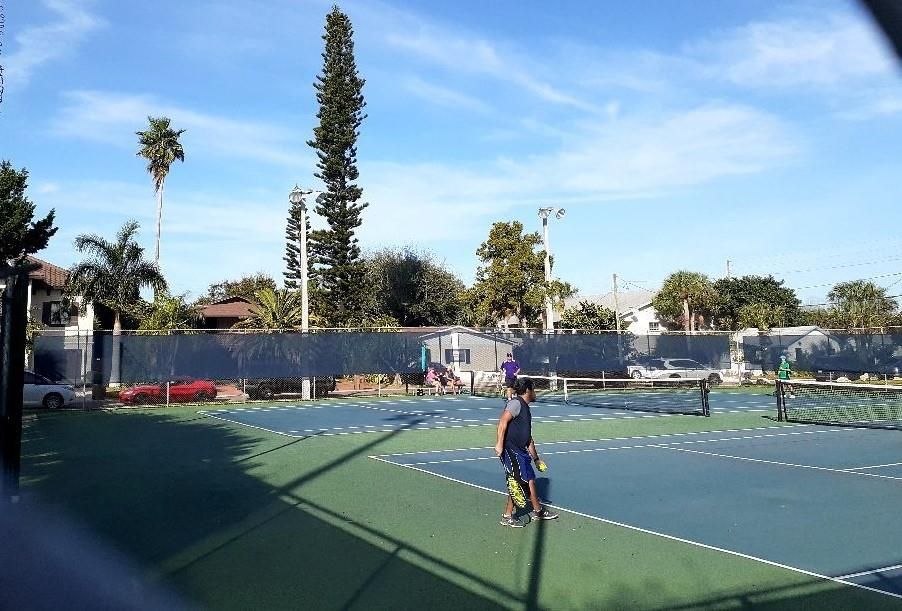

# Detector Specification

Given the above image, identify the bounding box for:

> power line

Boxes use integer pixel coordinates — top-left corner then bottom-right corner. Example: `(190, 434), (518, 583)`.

(791, 271), (902, 291)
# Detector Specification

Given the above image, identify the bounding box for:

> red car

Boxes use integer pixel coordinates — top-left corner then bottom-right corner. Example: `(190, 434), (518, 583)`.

(119, 378), (217, 405)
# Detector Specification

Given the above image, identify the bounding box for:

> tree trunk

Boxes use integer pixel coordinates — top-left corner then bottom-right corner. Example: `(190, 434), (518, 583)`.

(110, 311), (122, 387)
(682, 298), (691, 333)
(154, 183), (164, 267)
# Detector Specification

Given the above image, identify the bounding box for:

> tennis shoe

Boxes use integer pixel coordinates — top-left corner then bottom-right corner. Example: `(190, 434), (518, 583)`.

(531, 507), (559, 520)
(500, 514), (525, 528)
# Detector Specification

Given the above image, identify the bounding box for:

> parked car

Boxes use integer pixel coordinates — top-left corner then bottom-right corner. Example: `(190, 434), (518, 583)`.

(245, 376), (336, 400)
(119, 377), (217, 405)
(626, 358), (722, 383)
(23, 371), (76, 409)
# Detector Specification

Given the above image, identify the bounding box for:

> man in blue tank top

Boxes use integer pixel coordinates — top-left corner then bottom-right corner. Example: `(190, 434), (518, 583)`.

(494, 376), (559, 527)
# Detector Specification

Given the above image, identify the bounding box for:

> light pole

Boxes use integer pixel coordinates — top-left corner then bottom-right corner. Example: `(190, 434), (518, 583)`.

(289, 186), (311, 333)
(538, 207), (566, 333)
(289, 186), (324, 399)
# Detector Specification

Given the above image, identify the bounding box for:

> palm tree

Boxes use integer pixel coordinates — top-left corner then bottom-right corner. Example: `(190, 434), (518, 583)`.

(653, 271), (717, 333)
(136, 116), (186, 266)
(67, 221), (167, 385)
(234, 288), (306, 330)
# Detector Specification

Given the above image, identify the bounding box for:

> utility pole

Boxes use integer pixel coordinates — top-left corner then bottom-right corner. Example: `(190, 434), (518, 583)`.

(613, 273), (623, 365)
(726, 259), (732, 279)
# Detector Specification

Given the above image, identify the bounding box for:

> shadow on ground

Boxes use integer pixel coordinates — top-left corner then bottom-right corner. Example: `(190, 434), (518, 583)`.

(15, 409), (901, 610)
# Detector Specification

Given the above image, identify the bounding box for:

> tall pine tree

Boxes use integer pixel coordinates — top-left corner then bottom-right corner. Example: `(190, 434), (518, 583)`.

(307, 6), (368, 326)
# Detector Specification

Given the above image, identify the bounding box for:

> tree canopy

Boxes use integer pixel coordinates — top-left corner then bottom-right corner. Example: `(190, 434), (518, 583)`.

(713, 275), (801, 330)
(0, 161), (57, 265)
(136, 293), (198, 332)
(560, 300), (617, 332)
(652, 271), (717, 332)
(66, 221), (167, 328)
(823, 280), (898, 330)
(197, 273), (277, 305)
(234, 288), (305, 330)
(466, 221), (574, 329)
(362, 247), (465, 327)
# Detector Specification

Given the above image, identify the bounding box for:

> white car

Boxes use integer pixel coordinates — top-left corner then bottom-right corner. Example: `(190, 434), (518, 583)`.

(23, 371), (77, 409)
(626, 358), (722, 384)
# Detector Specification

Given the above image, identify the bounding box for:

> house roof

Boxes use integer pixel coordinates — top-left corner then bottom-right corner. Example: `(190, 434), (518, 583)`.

(26, 256), (69, 289)
(198, 296), (255, 319)
(738, 325), (825, 338)
(417, 325), (518, 344)
(562, 289), (658, 317)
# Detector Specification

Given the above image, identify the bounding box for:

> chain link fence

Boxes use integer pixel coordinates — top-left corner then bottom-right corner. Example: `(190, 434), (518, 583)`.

(30, 327), (738, 406)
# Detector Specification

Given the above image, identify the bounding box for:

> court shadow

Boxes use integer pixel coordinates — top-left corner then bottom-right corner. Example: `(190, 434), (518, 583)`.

(534, 476), (552, 503)
(15, 410), (508, 610)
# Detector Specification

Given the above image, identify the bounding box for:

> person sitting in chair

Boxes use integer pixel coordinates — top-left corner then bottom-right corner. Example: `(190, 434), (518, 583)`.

(425, 367), (443, 395)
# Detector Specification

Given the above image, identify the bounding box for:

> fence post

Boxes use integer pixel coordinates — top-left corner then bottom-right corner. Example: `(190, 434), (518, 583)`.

(1, 267), (32, 502)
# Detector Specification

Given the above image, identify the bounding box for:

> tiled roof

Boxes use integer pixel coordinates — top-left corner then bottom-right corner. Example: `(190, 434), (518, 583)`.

(199, 296), (255, 319)
(26, 256), (69, 289)
(563, 289), (658, 315)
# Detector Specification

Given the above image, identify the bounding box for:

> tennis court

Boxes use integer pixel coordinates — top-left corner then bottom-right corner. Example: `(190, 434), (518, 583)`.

(19, 385), (902, 609)
(373, 422), (902, 599)
(198, 384), (776, 438)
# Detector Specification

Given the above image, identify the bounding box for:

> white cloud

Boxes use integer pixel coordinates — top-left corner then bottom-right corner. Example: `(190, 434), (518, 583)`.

(358, 102), (797, 244)
(402, 77), (492, 113)
(687, 11), (895, 88)
(51, 90), (312, 166)
(4, 0), (105, 88)
(38, 179), (294, 294)
(833, 86), (902, 120)
(355, 0), (601, 113)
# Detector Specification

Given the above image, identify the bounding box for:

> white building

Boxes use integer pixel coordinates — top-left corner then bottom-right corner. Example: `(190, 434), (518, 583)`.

(558, 288), (663, 334)
(0, 256), (94, 334)
(1, 257), (95, 378)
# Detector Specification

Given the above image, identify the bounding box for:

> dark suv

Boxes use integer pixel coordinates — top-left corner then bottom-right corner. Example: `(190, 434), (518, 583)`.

(245, 376), (336, 399)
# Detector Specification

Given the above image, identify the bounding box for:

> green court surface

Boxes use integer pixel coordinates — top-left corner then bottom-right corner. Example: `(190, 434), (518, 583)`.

(18, 395), (902, 610)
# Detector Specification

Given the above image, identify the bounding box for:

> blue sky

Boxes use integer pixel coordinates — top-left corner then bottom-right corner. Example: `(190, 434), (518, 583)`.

(3, 0), (902, 306)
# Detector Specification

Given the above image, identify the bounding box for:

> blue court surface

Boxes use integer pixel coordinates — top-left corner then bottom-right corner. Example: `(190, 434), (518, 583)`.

(199, 390), (776, 437)
(373, 424), (902, 599)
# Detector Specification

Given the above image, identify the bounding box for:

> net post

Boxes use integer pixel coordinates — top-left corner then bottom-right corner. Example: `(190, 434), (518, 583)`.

(701, 379), (710, 417)
(775, 380), (784, 421)
(563, 377), (569, 403)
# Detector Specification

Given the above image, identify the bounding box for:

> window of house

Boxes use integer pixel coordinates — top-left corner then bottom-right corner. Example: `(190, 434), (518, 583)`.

(444, 349), (471, 364)
(648, 321), (660, 332)
(42, 301), (71, 327)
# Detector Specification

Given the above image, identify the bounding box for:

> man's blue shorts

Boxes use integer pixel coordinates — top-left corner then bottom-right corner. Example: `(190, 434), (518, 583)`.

(501, 447), (536, 485)
(504, 376), (517, 389)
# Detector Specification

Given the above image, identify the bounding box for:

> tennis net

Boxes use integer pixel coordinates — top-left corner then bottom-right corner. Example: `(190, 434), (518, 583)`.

(777, 380), (902, 429)
(473, 374), (709, 416)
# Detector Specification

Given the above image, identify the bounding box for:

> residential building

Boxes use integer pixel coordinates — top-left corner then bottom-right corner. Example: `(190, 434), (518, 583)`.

(559, 288), (662, 334)
(0, 256), (95, 335)
(197, 296), (255, 329)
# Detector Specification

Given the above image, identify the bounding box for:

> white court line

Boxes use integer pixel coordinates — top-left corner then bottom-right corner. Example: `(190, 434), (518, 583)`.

(844, 461), (902, 471)
(368, 456), (902, 600)
(393, 429), (850, 466)
(201, 411), (300, 437)
(835, 563), (902, 580)
(658, 446), (902, 482)
(371, 425), (815, 458)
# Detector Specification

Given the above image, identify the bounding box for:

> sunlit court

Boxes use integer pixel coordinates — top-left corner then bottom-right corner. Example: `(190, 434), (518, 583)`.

(4, 0), (902, 609)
